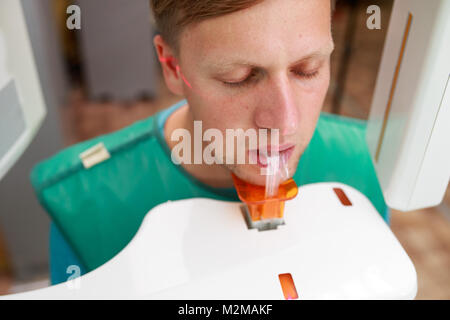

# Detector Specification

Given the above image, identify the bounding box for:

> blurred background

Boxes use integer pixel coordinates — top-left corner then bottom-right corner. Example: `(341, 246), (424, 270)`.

(0, 0), (449, 299)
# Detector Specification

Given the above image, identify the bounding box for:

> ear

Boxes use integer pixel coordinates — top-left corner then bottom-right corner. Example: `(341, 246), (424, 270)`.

(153, 35), (185, 96)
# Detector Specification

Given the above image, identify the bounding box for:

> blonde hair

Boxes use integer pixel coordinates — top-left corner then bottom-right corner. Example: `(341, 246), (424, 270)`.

(150, 0), (336, 54)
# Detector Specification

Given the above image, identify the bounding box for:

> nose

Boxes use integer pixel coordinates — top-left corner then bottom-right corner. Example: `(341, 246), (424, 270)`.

(254, 76), (299, 136)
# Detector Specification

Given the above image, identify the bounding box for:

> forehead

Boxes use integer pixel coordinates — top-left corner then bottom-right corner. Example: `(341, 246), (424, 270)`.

(178, 0), (333, 67)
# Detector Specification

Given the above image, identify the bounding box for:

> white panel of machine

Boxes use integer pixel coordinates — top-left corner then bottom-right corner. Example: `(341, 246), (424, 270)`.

(0, 80), (26, 159)
(410, 76), (450, 210)
(3, 183), (417, 300)
(0, 0), (46, 180)
(366, 0), (450, 211)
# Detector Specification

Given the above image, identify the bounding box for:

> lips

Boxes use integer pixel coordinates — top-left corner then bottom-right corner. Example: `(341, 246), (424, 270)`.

(248, 145), (295, 168)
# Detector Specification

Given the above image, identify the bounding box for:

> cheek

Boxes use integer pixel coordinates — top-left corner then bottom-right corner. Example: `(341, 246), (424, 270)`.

(196, 95), (255, 132)
(299, 69), (330, 104)
(303, 83), (328, 116)
(295, 76), (330, 137)
(193, 101), (242, 133)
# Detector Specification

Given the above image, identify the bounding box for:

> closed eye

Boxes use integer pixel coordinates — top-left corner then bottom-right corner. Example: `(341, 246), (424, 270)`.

(222, 69), (319, 88)
(292, 70), (319, 79)
(222, 71), (259, 88)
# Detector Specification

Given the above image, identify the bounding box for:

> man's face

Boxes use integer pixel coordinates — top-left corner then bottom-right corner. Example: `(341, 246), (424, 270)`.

(177, 0), (334, 186)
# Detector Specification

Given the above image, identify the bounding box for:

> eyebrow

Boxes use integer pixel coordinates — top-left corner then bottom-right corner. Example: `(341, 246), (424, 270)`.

(208, 42), (335, 71)
(289, 44), (335, 66)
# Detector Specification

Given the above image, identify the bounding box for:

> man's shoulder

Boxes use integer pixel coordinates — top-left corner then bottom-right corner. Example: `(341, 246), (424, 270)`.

(316, 112), (367, 132)
(31, 112), (164, 192)
(295, 111), (369, 182)
(309, 112), (367, 148)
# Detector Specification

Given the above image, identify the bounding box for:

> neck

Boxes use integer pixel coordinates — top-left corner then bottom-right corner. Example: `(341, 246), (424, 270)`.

(164, 103), (234, 189)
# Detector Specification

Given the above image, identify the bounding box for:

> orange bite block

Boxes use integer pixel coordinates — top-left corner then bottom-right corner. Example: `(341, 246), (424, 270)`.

(231, 173), (298, 223)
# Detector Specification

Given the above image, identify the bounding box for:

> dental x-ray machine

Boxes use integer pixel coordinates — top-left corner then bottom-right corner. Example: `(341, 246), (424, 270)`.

(1, 0), (449, 299)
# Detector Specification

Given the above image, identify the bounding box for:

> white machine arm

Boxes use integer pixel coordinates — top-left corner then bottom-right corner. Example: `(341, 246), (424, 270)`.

(366, 0), (450, 211)
(0, 0), (46, 181)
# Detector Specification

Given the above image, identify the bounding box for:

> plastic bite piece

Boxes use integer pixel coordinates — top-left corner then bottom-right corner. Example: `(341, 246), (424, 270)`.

(231, 173), (298, 221)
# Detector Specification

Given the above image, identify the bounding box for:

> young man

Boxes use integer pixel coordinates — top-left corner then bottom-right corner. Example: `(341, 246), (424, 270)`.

(152, 0), (334, 188)
(45, 0), (387, 283)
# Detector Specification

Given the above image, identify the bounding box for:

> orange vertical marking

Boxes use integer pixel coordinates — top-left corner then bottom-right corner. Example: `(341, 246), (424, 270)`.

(375, 13), (413, 162)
